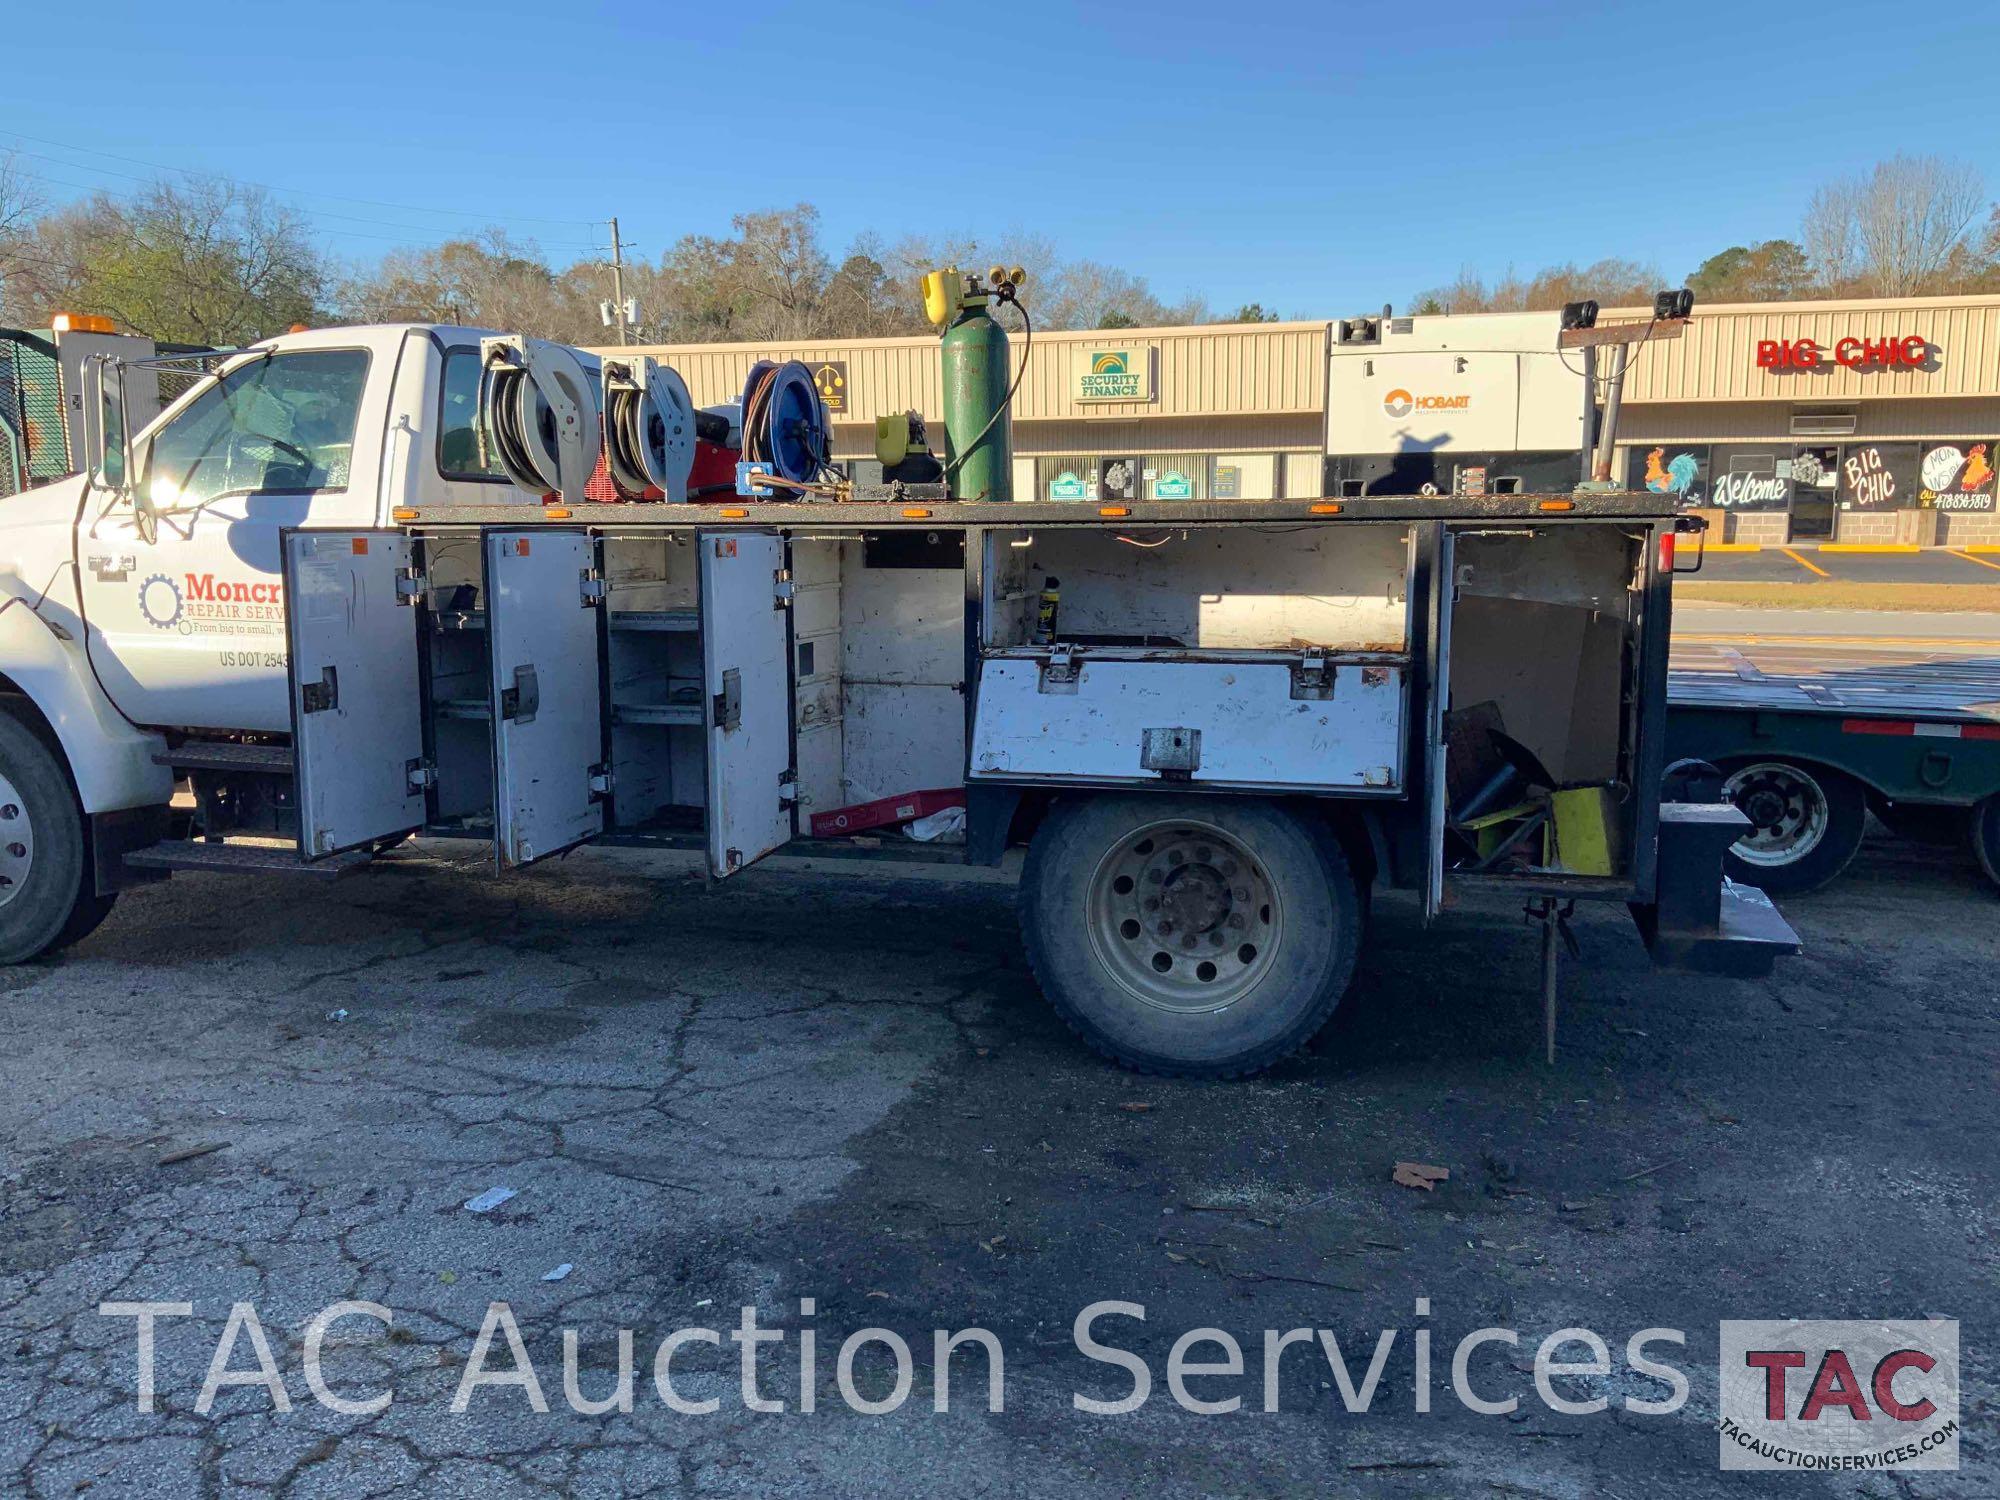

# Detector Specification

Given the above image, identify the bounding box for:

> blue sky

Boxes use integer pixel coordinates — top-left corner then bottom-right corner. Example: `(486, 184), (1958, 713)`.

(8, 0), (1996, 317)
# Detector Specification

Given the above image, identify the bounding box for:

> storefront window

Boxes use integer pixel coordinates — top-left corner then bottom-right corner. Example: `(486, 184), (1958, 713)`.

(1627, 444), (1709, 508)
(1704, 444), (1793, 514)
(1918, 441), (1999, 514)
(1837, 442), (1920, 513)
(1210, 454), (1280, 500)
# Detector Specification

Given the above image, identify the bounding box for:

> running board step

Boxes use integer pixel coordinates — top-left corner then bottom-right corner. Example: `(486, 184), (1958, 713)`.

(120, 841), (370, 878)
(153, 743), (293, 774)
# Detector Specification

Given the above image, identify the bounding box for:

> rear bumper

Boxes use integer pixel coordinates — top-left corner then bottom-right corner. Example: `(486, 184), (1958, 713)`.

(1632, 878), (1800, 978)
(1628, 800), (1802, 977)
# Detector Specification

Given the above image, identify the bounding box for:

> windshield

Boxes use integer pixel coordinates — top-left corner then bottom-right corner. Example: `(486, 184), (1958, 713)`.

(142, 350), (369, 509)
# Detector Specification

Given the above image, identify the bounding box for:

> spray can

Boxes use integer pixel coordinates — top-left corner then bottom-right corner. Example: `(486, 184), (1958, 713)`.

(1034, 576), (1060, 644)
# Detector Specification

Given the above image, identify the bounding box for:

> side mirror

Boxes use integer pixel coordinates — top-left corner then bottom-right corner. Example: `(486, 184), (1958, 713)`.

(80, 356), (157, 543)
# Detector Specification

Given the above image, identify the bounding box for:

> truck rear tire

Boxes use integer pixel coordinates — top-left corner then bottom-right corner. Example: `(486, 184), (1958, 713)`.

(1020, 794), (1359, 1077)
(1717, 758), (1866, 895)
(1972, 796), (2000, 894)
(0, 712), (106, 963)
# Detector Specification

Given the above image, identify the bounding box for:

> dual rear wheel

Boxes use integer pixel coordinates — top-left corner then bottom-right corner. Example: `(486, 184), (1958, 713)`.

(1021, 794), (1360, 1078)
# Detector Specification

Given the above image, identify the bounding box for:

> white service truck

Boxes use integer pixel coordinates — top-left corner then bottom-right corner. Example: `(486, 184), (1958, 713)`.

(0, 321), (1795, 1075)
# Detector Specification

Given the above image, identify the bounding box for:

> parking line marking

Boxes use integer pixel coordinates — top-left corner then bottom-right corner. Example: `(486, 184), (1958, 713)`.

(1781, 547), (1831, 577)
(1950, 548), (2000, 573)
(1817, 543), (1922, 553)
(1703, 543), (1764, 553)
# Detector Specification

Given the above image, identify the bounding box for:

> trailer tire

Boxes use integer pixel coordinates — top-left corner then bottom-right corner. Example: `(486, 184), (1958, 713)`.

(1717, 758), (1866, 895)
(1020, 794), (1359, 1078)
(0, 712), (100, 963)
(1972, 796), (2000, 894)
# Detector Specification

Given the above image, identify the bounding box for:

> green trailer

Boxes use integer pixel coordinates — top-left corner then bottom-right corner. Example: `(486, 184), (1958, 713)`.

(1667, 662), (2000, 894)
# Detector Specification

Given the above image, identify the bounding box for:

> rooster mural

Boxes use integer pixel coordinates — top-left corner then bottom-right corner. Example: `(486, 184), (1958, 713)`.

(1643, 447), (1700, 497)
(1961, 444), (1992, 493)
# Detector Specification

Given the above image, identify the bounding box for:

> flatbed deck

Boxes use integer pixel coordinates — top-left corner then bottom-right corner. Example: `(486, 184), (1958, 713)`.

(1668, 660), (2000, 723)
(391, 491), (1680, 529)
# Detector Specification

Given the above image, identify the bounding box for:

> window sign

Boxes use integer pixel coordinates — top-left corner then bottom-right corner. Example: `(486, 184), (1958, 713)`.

(1151, 469), (1192, 500)
(1212, 464), (1241, 499)
(1098, 456), (1140, 500)
(1919, 442), (1997, 513)
(1706, 445), (1791, 512)
(1048, 469), (1087, 501)
(1629, 445), (1709, 508)
(1838, 443), (1919, 511)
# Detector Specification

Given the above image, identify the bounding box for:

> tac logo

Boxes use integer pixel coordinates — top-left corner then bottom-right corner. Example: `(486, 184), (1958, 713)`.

(137, 574), (183, 630)
(1383, 388), (1414, 418)
(1718, 1319), (1959, 1471)
(1090, 352), (1128, 376)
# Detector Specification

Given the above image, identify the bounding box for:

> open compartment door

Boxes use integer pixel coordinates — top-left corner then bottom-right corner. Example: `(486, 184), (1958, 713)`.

(699, 531), (793, 877)
(284, 530), (426, 859)
(484, 530), (607, 867)
(1423, 528), (1457, 919)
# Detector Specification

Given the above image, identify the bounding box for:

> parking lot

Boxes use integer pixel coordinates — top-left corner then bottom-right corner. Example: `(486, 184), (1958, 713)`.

(0, 833), (1992, 1498)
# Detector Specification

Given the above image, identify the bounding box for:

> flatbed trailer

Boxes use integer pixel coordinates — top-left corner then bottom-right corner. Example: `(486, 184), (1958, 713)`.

(1667, 659), (2000, 893)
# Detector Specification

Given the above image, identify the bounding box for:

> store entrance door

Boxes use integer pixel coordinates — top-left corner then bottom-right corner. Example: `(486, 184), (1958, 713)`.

(1787, 445), (1839, 539)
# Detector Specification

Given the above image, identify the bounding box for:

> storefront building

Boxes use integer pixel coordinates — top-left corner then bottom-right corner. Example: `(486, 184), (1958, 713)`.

(620, 292), (2000, 543)
(1609, 293), (2000, 546)
(622, 322), (1331, 505)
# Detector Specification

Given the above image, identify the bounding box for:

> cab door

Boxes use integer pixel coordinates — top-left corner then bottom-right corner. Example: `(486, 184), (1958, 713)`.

(699, 532), (794, 877)
(78, 341), (389, 733)
(484, 530), (606, 866)
(285, 530), (426, 858)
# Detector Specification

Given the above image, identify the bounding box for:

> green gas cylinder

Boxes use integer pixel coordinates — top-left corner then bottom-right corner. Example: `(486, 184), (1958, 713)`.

(939, 276), (1013, 503)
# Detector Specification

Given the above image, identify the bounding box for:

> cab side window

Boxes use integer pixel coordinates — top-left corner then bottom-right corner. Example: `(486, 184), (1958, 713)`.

(437, 349), (507, 481)
(142, 351), (368, 508)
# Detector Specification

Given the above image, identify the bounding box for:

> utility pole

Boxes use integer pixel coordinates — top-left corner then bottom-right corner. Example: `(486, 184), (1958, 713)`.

(608, 216), (628, 346)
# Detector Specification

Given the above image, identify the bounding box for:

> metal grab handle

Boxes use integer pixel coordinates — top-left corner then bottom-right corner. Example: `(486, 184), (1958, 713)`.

(500, 664), (540, 724)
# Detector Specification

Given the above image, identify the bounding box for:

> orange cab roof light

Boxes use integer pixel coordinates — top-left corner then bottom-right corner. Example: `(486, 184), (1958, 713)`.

(51, 313), (115, 335)
(1538, 499), (1576, 512)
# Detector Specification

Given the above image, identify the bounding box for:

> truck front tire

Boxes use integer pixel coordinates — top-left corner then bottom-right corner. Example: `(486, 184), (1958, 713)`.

(1717, 758), (1866, 895)
(0, 712), (111, 963)
(1020, 794), (1359, 1078)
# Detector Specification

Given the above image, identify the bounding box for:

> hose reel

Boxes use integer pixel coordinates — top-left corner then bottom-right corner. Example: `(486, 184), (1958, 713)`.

(478, 336), (597, 505)
(601, 356), (696, 502)
(739, 359), (829, 485)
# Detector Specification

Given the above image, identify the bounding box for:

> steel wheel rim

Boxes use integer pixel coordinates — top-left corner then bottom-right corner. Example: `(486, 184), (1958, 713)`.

(1085, 818), (1282, 1014)
(1723, 762), (1829, 866)
(0, 773), (32, 909)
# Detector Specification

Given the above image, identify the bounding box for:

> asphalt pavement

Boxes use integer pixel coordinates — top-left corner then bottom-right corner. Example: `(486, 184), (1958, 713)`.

(0, 836), (1993, 1498)
(1695, 545), (2000, 585)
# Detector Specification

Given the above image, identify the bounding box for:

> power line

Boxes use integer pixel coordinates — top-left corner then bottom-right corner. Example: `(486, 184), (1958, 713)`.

(0, 125), (599, 229)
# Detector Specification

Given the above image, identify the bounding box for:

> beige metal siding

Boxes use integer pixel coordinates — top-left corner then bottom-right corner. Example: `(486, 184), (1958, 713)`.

(613, 320), (1328, 425)
(1608, 295), (2000, 404)
(1617, 397), (1998, 443)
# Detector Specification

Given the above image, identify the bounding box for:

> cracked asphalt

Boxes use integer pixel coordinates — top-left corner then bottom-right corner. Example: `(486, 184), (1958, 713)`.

(0, 831), (1992, 1498)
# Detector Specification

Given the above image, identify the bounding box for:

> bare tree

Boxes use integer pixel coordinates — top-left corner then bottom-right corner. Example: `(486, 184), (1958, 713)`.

(19, 179), (327, 344)
(0, 151), (46, 323)
(1804, 155), (1987, 296)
